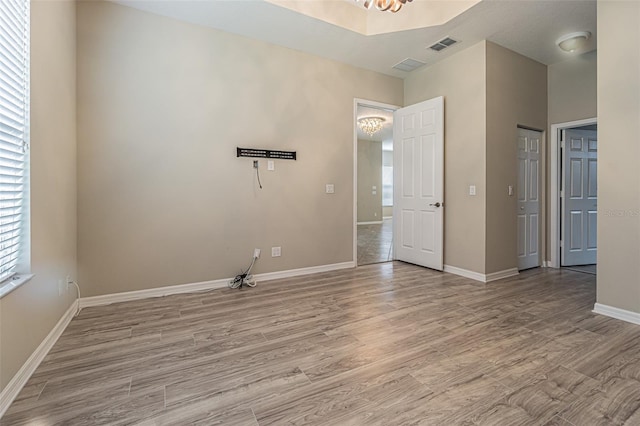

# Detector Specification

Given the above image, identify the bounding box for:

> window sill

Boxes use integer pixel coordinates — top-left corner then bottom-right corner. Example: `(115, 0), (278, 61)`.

(0, 274), (35, 299)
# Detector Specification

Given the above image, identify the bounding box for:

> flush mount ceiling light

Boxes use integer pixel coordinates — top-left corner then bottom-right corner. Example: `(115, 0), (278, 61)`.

(358, 117), (386, 136)
(556, 31), (591, 53)
(356, 0), (413, 13)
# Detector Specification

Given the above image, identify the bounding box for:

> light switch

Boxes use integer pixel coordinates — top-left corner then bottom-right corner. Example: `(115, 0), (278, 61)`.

(326, 184), (335, 194)
(508, 185), (514, 196)
(267, 160), (275, 171)
(372, 190), (377, 195)
(469, 185), (476, 196)
(372, 186), (377, 190)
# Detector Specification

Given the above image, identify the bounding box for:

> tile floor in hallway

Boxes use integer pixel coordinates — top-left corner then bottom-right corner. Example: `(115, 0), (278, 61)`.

(357, 217), (392, 265)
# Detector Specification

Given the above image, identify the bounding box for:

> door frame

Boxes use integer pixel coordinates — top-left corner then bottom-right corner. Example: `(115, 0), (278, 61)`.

(353, 98), (400, 266)
(516, 126), (544, 271)
(549, 117), (598, 268)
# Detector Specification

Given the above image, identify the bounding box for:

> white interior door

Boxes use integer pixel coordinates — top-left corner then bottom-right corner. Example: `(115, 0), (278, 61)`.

(562, 129), (597, 266)
(517, 128), (541, 270)
(393, 96), (444, 270)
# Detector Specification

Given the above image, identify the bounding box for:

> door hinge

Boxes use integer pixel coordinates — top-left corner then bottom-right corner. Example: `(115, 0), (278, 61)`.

(560, 190), (564, 198)
(560, 140), (565, 149)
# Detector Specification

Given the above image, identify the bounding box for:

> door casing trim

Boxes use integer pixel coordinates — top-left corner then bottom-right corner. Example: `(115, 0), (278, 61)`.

(549, 117), (598, 268)
(516, 127), (544, 271)
(353, 99), (400, 266)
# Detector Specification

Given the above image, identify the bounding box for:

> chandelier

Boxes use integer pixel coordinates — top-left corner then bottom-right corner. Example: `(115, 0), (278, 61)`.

(356, 0), (413, 13)
(358, 117), (386, 136)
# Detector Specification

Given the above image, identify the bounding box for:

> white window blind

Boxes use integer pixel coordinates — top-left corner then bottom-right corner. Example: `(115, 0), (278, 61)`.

(0, 0), (29, 283)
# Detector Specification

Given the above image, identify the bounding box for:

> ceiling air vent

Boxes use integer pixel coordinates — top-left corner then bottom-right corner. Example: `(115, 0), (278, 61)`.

(392, 58), (426, 72)
(429, 37), (458, 52)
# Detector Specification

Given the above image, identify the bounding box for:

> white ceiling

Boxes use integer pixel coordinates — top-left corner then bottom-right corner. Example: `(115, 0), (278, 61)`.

(115, 0), (597, 79)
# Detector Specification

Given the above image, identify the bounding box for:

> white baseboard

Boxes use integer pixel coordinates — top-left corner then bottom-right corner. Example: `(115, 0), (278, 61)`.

(80, 278), (230, 308)
(382, 216), (393, 219)
(0, 299), (78, 418)
(542, 261), (552, 268)
(593, 303), (640, 326)
(256, 261), (354, 282)
(443, 265), (486, 282)
(485, 268), (519, 282)
(444, 265), (519, 283)
(357, 221), (383, 225)
(80, 261), (356, 308)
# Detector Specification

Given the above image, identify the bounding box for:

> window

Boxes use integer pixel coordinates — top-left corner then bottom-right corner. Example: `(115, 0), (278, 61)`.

(0, 0), (30, 286)
(382, 149), (393, 207)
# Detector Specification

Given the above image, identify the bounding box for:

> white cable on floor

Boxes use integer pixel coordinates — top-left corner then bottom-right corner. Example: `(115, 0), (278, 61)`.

(70, 281), (82, 317)
(229, 255), (258, 289)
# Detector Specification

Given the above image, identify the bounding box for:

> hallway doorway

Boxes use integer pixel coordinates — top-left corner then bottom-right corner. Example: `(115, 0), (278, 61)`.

(550, 118), (598, 271)
(354, 100), (397, 266)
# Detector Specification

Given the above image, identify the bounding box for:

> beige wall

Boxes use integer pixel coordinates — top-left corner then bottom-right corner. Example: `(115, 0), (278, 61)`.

(548, 51), (597, 126)
(596, 1), (640, 313)
(357, 140), (383, 222)
(545, 51), (597, 261)
(0, 0), (77, 390)
(404, 41), (546, 275)
(485, 42), (547, 274)
(76, 1), (403, 297)
(404, 41), (487, 274)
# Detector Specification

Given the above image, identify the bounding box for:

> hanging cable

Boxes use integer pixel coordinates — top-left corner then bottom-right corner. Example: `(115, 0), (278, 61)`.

(256, 167), (263, 189)
(253, 160), (263, 189)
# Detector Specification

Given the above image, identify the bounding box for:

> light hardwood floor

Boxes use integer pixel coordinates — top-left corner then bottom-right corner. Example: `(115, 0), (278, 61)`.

(3, 262), (640, 425)
(562, 264), (597, 275)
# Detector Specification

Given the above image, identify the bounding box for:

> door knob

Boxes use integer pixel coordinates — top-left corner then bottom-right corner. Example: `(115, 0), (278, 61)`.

(430, 202), (441, 208)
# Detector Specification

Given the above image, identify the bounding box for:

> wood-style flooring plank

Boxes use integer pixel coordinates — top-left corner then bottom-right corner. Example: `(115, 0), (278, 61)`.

(2, 262), (640, 425)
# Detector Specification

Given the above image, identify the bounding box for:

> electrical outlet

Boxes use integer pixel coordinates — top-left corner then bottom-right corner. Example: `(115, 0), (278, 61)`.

(254, 248), (261, 258)
(66, 275), (75, 292)
(267, 161), (274, 171)
(271, 246), (281, 257)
